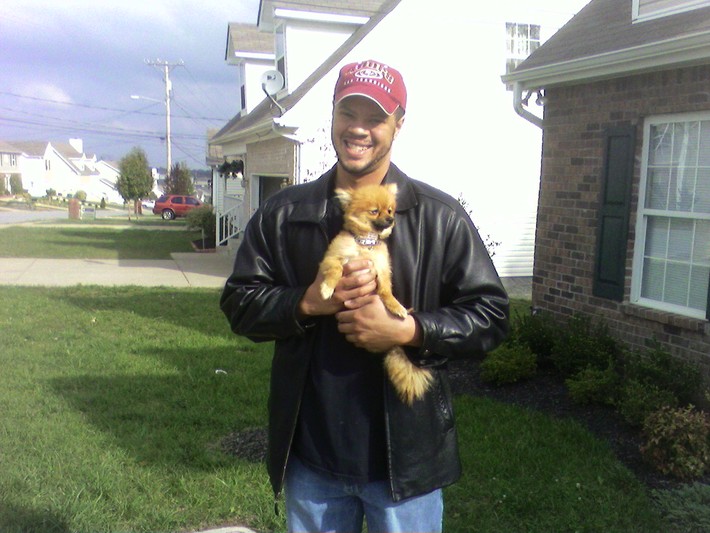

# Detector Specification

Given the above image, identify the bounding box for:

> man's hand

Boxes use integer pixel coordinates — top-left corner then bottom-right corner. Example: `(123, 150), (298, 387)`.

(297, 259), (377, 318)
(335, 295), (421, 353)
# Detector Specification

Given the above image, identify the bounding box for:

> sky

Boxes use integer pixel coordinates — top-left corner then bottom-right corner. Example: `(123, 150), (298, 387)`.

(1, 0), (261, 169)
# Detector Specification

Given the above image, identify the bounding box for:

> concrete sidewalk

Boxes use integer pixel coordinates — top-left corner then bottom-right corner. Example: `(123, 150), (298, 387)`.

(0, 252), (235, 288)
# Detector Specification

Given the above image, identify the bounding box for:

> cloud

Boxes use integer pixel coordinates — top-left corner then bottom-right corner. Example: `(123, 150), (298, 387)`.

(22, 83), (75, 106)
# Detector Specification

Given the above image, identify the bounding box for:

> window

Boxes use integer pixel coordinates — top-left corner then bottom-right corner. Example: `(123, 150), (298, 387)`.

(505, 22), (540, 91)
(632, 113), (710, 319)
(45, 159), (51, 171)
(633, 0), (710, 22)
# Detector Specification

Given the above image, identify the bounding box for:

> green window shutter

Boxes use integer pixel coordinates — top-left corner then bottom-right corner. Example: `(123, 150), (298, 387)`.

(593, 126), (635, 301)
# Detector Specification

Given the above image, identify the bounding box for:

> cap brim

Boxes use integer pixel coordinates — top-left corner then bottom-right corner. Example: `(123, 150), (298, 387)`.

(334, 87), (398, 115)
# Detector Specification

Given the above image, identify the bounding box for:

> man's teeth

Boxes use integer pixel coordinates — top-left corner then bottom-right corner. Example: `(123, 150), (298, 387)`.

(347, 142), (368, 153)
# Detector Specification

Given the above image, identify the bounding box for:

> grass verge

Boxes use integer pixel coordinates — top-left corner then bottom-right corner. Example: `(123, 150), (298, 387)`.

(0, 288), (664, 532)
(0, 226), (199, 259)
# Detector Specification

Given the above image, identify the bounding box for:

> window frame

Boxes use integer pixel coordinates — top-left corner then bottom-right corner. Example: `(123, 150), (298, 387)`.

(631, 111), (710, 320)
(632, 0), (710, 23)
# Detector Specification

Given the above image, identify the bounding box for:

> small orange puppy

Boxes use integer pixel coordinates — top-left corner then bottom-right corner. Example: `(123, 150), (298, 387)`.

(319, 183), (432, 404)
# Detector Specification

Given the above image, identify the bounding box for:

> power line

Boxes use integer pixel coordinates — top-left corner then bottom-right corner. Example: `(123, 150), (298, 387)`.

(0, 90), (229, 121)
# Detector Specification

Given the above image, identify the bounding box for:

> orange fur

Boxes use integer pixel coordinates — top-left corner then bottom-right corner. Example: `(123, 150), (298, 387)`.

(319, 184), (433, 404)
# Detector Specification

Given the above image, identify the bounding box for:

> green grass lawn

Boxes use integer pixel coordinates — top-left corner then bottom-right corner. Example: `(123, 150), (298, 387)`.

(0, 226), (199, 259)
(0, 287), (665, 532)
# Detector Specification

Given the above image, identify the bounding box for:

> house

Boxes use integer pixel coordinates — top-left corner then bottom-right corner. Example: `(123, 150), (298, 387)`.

(0, 141), (21, 194)
(501, 0), (710, 376)
(3, 138), (124, 204)
(208, 0), (588, 278)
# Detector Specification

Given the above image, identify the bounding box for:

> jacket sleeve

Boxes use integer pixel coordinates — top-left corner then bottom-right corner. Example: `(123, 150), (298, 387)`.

(409, 210), (509, 363)
(220, 208), (312, 342)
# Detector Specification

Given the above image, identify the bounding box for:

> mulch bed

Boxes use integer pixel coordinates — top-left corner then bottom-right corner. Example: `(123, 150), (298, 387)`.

(221, 358), (709, 491)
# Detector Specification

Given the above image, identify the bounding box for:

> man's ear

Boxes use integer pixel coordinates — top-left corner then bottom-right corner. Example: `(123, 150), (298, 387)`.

(394, 117), (405, 140)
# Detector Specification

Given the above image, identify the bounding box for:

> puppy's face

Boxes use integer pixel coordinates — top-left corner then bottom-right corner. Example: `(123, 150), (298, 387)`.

(336, 183), (398, 239)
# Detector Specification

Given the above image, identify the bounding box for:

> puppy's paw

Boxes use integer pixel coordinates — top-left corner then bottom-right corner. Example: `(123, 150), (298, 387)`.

(320, 281), (335, 300)
(383, 297), (407, 319)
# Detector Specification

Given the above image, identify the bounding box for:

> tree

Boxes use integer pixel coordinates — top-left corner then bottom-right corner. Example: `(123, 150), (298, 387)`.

(116, 147), (153, 214)
(163, 162), (195, 195)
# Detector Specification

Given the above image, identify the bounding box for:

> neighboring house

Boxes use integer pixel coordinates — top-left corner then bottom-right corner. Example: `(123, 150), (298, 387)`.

(502, 0), (710, 375)
(0, 141), (21, 193)
(3, 138), (124, 204)
(209, 0), (587, 278)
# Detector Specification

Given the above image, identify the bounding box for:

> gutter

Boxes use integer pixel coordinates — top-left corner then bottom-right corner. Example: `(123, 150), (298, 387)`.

(512, 82), (543, 129)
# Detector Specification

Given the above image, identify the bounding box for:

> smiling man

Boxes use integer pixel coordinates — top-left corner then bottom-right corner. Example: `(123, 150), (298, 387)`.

(220, 59), (509, 533)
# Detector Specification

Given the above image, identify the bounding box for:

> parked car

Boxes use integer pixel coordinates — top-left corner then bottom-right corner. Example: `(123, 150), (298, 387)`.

(141, 199), (155, 211)
(152, 195), (203, 220)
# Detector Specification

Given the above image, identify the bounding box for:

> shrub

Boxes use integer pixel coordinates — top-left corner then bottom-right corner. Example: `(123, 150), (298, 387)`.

(100, 198), (107, 209)
(566, 363), (620, 406)
(621, 341), (703, 405)
(74, 190), (87, 202)
(550, 314), (621, 376)
(480, 343), (537, 386)
(509, 309), (558, 367)
(186, 205), (216, 237)
(618, 379), (678, 426)
(652, 482), (710, 533)
(641, 405), (710, 480)
(9, 174), (23, 195)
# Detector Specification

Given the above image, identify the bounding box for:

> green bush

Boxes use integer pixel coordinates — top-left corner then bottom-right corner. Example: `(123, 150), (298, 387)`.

(186, 205), (216, 237)
(652, 482), (710, 533)
(550, 314), (621, 376)
(509, 310), (558, 367)
(641, 405), (710, 480)
(566, 363), (620, 406)
(74, 190), (87, 202)
(9, 174), (23, 195)
(618, 379), (679, 426)
(481, 343), (537, 386)
(621, 342), (703, 405)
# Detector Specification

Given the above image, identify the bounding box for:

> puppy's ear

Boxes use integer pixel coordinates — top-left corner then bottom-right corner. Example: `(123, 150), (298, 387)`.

(385, 183), (398, 197)
(334, 188), (352, 207)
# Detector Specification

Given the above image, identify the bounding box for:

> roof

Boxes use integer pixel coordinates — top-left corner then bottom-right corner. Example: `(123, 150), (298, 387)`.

(211, 0), (400, 145)
(503, 0), (710, 89)
(7, 141), (48, 157)
(0, 141), (21, 154)
(258, 0), (389, 29)
(226, 22), (274, 61)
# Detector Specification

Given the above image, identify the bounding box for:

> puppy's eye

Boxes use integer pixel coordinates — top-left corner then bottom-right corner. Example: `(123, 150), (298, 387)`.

(369, 209), (379, 215)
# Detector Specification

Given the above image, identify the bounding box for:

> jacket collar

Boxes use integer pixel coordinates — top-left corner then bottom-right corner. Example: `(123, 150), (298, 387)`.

(289, 162), (417, 225)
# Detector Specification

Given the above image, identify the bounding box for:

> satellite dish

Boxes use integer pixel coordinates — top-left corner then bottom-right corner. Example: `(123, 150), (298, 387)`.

(261, 70), (285, 95)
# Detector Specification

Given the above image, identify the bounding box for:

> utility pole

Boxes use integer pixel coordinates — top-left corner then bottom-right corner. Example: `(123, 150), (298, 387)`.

(145, 59), (184, 176)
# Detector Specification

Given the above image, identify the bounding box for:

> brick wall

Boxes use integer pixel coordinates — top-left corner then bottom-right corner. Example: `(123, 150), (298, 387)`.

(535, 64), (710, 377)
(246, 136), (296, 178)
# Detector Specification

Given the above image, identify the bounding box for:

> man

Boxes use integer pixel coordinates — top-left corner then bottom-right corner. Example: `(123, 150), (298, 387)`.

(220, 59), (509, 533)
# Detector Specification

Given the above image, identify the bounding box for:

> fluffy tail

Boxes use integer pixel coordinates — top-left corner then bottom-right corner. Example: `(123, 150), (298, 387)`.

(384, 347), (433, 405)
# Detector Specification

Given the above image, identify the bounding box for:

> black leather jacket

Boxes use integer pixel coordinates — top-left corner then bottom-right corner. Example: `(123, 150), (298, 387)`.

(220, 164), (509, 501)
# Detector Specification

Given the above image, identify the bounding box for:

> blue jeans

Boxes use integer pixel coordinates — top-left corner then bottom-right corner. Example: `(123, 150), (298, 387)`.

(284, 456), (443, 533)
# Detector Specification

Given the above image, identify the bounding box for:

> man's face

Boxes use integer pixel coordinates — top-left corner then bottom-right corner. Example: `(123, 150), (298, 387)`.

(331, 95), (404, 186)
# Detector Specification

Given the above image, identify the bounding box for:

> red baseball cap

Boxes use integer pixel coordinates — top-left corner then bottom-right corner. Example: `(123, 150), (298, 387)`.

(333, 60), (407, 115)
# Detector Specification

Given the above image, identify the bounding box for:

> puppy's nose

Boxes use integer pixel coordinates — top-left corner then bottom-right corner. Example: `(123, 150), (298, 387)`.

(384, 216), (394, 225)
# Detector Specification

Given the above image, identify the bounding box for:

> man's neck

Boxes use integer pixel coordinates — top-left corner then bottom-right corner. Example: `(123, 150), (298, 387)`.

(334, 164), (390, 189)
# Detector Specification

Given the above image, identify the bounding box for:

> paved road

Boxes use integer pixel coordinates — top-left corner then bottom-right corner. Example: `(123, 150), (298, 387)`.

(0, 204), (129, 225)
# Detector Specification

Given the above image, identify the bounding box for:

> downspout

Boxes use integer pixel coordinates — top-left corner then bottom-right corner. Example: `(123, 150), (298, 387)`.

(513, 81), (543, 129)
